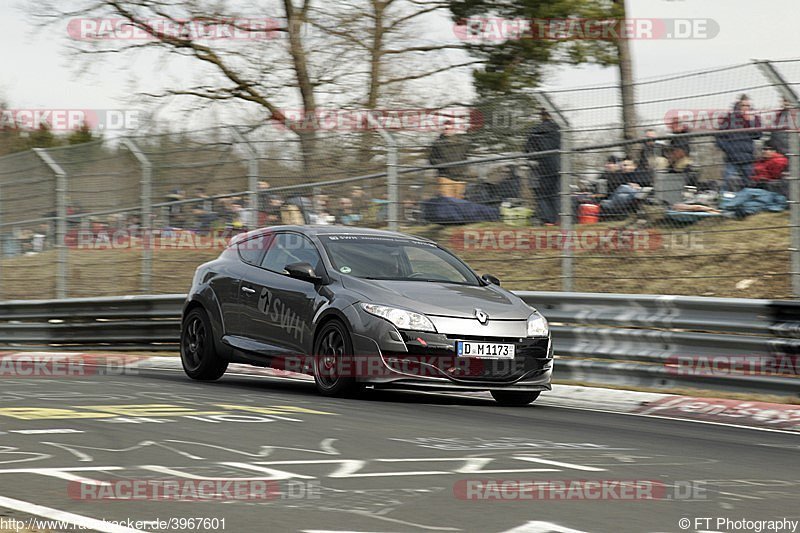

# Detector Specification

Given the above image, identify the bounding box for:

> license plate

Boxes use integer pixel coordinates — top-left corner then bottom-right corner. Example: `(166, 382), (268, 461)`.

(456, 341), (515, 359)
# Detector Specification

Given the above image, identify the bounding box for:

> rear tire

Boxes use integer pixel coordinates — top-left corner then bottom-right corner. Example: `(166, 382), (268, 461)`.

(490, 390), (540, 406)
(181, 307), (228, 381)
(313, 319), (359, 397)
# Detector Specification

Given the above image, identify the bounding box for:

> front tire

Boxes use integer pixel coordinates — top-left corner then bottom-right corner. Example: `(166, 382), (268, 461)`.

(313, 320), (359, 397)
(181, 307), (228, 381)
(490, 390), (540, 406)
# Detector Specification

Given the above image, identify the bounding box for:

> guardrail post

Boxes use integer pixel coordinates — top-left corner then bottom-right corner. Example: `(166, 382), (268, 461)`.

(121, 139), (152, 294)
(33, 148), (67, 298)
(535, 91), (573, 291)
(230, 128), (259, 228)
(755, 60), (800, 296)
(365, 113), (399, 231)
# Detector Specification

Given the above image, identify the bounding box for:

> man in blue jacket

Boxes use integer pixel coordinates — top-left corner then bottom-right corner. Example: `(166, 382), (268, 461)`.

(716, 95), (762, 191)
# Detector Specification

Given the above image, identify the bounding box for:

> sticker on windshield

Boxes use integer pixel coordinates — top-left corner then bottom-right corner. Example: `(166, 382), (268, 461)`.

(322, 234), (436, 247)
(339, 266), (352, 274)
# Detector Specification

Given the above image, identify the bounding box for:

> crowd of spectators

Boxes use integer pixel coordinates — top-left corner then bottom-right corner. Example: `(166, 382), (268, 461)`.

(544, 94), (791, 223)
(4, 94), (795, 256)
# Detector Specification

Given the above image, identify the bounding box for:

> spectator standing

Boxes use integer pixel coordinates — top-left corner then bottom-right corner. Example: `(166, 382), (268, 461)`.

(190, 187), (216, 234)
(637, 129), (660, 182)
(429, 120), (469, 180)
(163, 189), (186, 230)
(525, 108), (561, 225)
(716, 94), (762, 191)
(770, 97), (793, 157)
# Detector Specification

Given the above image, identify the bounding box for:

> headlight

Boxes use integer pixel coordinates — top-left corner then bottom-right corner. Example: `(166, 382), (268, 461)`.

(361, 303), (437, 333)
(527, 312), (549, 337)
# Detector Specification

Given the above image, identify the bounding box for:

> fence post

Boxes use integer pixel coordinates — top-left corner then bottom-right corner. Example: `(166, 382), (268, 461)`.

(365, 113), (399, 231)
(755, 60), (800, 297)
(121, 139), (152, 294)
(230, 128), (259, 228)
(0, 183), (3, 299)
(33, 148), (67, 298)
(535, 91), (574, 292)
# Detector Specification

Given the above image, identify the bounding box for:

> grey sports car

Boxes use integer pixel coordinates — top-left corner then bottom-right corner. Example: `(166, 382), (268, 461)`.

(180, 226), (552, 405)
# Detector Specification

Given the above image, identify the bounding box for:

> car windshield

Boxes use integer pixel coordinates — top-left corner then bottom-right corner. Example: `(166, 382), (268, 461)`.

(320, 235), (480, 286)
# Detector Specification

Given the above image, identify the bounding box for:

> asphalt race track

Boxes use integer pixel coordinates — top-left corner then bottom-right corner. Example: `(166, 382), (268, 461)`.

(0, 362), (798, 533)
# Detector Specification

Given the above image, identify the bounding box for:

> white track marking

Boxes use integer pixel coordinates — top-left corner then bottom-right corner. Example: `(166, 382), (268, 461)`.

(8, 429), (84, 434)
(511, 456), (606, 472)
(501, 521), (590, 533)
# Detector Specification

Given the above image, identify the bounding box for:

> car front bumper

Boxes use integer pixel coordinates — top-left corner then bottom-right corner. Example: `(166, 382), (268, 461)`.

(348, 309), (553, 392)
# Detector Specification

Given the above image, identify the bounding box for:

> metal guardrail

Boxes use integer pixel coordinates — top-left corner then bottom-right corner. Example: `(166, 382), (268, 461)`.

(0, 292), (797, 396)
(0, 294), (183, 349)
(516, 292), (800, 396)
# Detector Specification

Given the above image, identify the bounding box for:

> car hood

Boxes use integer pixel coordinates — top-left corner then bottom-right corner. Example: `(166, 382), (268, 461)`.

(340, 277), (534, 320)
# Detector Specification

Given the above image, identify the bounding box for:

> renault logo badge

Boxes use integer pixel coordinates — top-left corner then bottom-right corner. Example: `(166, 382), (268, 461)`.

(474, 308), (488, 324)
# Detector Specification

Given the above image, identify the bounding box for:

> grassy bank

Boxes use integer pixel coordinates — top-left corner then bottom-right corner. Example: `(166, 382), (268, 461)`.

(0, 211), (791, 299)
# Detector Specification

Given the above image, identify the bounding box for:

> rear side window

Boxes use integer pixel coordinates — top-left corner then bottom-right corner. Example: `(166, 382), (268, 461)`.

(237, 235), (270, 265)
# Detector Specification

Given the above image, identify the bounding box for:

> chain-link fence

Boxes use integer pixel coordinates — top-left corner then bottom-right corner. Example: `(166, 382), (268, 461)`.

(1, 59), (798, 300)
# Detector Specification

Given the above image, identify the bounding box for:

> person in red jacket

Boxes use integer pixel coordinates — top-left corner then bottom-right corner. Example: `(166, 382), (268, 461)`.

(752, 137), (789, 195)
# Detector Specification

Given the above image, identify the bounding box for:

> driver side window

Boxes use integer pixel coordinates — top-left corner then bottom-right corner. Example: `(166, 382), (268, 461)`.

(261, 233), (322, 274)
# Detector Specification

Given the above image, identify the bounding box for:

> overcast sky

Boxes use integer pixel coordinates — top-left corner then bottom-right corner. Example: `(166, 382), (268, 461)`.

(1, 0), (799, 127)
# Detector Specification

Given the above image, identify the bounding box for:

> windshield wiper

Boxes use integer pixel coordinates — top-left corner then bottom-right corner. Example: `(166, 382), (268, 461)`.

(414, 279), (473, 285)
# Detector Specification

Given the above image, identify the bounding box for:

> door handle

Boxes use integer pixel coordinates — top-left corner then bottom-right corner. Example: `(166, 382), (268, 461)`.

(241, 286), (256, 294)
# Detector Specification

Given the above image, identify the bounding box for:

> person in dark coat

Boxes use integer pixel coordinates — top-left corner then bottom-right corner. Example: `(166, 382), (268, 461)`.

(716, 94), (762, 191)
(637, 129), (659, 183)
(525, 108), (561, 225)
(599, 155), (623, 193)
(429, 120), (469, 179)
(770, 97), (793, 157)
(667, 117), (692, 157)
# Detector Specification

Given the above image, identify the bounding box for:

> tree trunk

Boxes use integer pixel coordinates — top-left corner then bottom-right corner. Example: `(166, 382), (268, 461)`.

(357, 0), (386, 165)
(284, 0), (318, 177)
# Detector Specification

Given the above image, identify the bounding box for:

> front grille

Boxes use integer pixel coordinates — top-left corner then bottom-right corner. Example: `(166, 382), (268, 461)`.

(445, 334), (524, 343)
(383, 336), (551, 383)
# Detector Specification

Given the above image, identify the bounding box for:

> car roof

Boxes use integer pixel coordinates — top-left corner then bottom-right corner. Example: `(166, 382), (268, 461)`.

(236, 225), (435, 244)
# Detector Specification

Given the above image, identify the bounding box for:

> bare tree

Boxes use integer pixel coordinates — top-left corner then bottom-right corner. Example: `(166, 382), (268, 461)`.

(32, 0), (475, 171)
(308, 0), (477, 159)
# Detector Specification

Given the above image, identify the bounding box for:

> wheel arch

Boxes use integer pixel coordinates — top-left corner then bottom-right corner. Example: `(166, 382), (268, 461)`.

(182, 294), (231, 359)
(311, 307), (352, 350)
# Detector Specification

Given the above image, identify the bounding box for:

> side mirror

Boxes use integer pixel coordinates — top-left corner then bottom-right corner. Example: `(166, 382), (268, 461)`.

(285, 262), (322, 283)
(481, 273), (501, 286)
